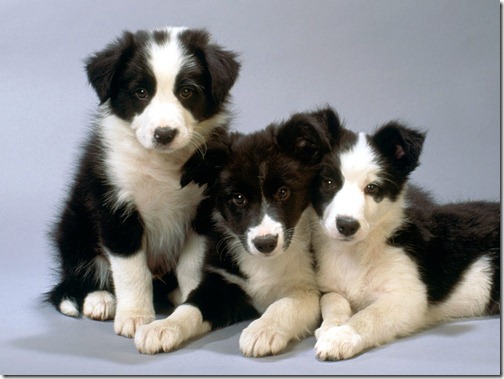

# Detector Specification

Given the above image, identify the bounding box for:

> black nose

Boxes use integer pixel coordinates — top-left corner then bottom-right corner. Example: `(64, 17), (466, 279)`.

(252, 234), (278, 254)
(154, 127), (178, 145)
(336, 217), (360, 237)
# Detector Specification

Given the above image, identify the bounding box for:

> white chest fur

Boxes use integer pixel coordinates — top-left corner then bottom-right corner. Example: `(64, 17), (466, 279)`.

(237, 208), (318, 313)
(101, 114), (205, 274)
(313, 223), (425, 313)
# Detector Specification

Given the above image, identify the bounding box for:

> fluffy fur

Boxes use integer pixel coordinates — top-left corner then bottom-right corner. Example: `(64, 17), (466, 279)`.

(134, 108), (340, 356)
(311, 108), (500, 360)
(47, 27), (240, 338)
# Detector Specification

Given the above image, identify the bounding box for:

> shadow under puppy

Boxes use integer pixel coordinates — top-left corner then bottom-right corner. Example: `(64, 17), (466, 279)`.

(311, 108), (500, 360)
(134, 108), (339, 357)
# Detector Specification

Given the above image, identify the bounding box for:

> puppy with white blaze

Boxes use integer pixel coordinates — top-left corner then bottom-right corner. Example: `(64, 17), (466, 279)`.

(46, 27), (240, 338)
(134, 108), (340, 356)
(311, 108), (500, 360)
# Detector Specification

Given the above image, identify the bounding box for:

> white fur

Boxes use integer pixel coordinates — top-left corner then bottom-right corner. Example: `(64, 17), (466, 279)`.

(82, 290), (116, 320)
(313, 136), (495, 360)
(135, 304), (211, 354)
(168, 229), (206, 305)
(428, 256), (494, 323)
(107, 251), (156, 338)
(59, 298), (79, 317)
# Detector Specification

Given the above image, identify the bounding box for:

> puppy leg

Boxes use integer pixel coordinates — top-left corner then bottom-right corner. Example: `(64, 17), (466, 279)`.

(315, 294), (425, 360)
(135, 304), (211, 354)
(315, 292), (352, 339)
(240, 290), (320, 357)
(108, 251), (155, 338)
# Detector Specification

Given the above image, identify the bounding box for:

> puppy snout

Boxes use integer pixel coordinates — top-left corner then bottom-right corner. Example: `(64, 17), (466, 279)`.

(154, 127), (178, 145)
(336, 217), (360, 237)
(252, 234), (278, 254)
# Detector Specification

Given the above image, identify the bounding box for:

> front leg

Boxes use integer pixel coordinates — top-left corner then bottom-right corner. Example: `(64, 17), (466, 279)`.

(315, 293), (426, 360)
(99, 201), (155, 338)
(108, 250), (155, 338)
(240, 290), (320, 357)
(135, 271), (258, 354)
(135, 304), (211, 354)
(315, 292), (352, 339)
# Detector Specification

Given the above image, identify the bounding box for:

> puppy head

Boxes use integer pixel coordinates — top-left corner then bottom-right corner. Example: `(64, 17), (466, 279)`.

(183, 107), (342, 257)
(313, 121), (425, 243)
(86, 27), (240, 152)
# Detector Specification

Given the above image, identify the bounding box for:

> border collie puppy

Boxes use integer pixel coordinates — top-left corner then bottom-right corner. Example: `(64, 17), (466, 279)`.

(47, 27), (240, 338)
(311, 111), (500, 360)
(134, 108), (340, 356)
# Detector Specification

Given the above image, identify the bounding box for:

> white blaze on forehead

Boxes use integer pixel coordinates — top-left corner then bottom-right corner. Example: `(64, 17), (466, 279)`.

(321, 133), (380, 239)
(148, 27), (191, 95)
(339, 132), (380, 184)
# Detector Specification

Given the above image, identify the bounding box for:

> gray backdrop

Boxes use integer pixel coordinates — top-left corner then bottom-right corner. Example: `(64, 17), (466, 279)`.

(1, 0), (500, 375)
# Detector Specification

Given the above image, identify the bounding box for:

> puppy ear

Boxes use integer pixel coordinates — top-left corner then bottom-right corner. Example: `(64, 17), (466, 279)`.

(180, 29), (240, 105)
(180, 127), (231, 188)
(204, 43), (240, 104)
(372, 121), (426, 176)
(85, 31), (135, 103)
(276, 106), (343, 164)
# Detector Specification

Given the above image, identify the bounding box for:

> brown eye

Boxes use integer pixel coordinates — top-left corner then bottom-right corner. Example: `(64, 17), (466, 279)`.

(232, 193), (247, 207)
(179, 86), (194, 99)
(135, 88), (149, 100)
(323, 179), (336, 190)
(276, 187), (290, 201)
(364, 183), (379, 195)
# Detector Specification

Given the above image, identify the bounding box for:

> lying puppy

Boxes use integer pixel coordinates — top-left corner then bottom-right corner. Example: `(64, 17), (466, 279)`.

(47, 27), (240, 338)
(134, 108), (340, 356)
(311, 110), (500, 360)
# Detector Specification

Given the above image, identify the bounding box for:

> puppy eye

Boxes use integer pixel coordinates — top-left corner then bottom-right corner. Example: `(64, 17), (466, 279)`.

(232, 193), (247, 207)
(322, 179), (336, 190)
(135, 88), (149, 100)
(364, 183), (379, 195)
(276, 187), (290, 201)
(179, 86), (194, 99)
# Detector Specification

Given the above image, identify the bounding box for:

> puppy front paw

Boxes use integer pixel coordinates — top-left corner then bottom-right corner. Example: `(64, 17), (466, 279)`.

(134, 319), (186, 354)
(83, 291), (116, 320)
(114, 310), (155, 338)
(239, 320), (290, 357)
(315, 325), (363, 360)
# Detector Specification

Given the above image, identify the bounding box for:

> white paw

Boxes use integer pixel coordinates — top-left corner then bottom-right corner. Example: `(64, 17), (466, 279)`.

(315, 325), (363, 360)
(83, 291), (116, 320)
(114, 310), (155, 338)
(315, 320), (334, 340)
(239, 320), (290, 357)
(134, 319), (185, 354)
(59, 298), (80, 317)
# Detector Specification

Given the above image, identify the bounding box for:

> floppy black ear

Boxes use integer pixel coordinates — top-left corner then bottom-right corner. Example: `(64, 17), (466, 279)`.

(276, 106), (343, 164)
(180, 127), (231, 188)
(85, 31), (136, 103)
(372, 121), (426, 177)
(179, 29), (240, 105)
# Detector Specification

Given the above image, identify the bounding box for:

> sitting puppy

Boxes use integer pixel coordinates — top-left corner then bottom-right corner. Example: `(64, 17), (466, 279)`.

(134, 108), (339, 357)
(47, 27), (240, 338)
(311, 109), (500, 360)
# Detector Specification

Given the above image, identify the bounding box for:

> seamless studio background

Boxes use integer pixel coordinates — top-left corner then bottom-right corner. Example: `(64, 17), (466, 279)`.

(0, 0), (500, 375)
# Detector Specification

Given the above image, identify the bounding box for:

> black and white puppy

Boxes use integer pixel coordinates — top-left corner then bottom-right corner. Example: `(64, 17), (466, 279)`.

(47, 27), (240, 338)
(134, 109), (339, 356)
(311, 109), (500, 360)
